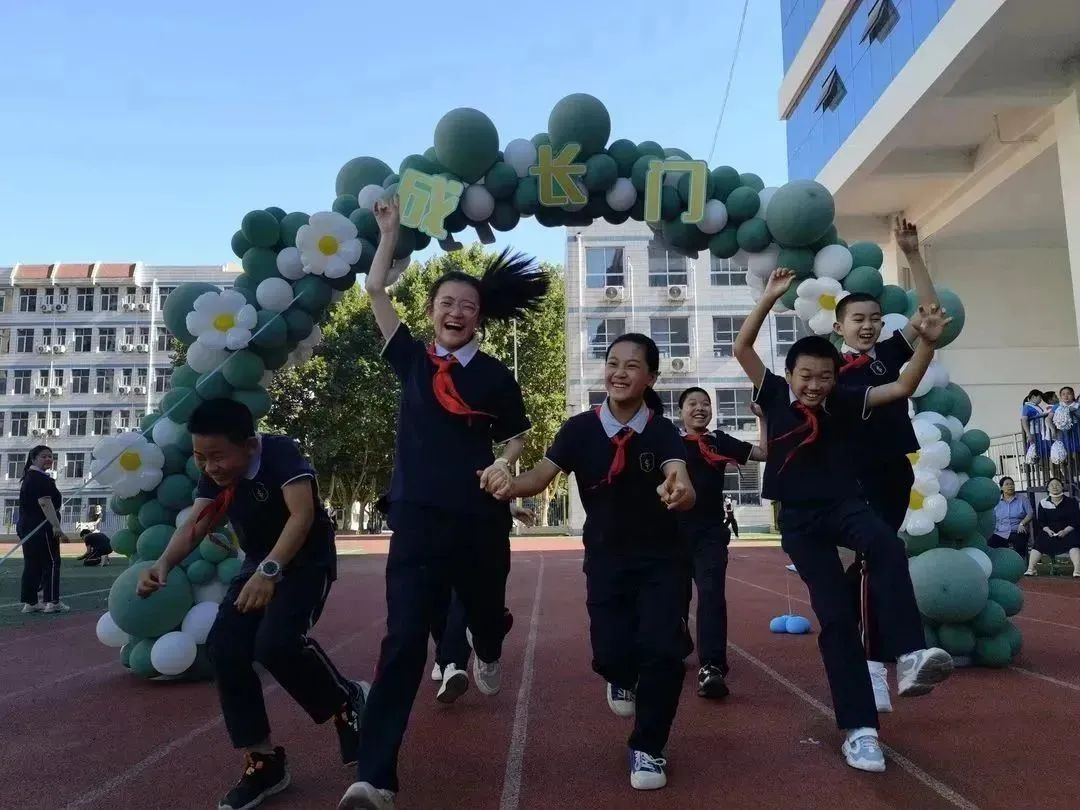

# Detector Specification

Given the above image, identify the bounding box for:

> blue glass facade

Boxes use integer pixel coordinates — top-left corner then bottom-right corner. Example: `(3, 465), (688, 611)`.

(782, 0), (826, 70)
(782, 0), (955, 181)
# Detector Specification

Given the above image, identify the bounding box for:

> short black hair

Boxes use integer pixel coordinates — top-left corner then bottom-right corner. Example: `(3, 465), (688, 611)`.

(80, 528), (91, 538)
(187, 398), (256, 444)
(785, 335), (841, 373)
(834, 292), (882, 322)
(678, 386), (710, 409)
(1026, 389), (1044, 402)
(1061, 386), (1075, 396)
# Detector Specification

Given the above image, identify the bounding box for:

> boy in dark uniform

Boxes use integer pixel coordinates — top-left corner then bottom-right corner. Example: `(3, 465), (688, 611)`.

(77, 528), (112, 566)
(734, 268), (954, 773)
(137, 398), (366, 810)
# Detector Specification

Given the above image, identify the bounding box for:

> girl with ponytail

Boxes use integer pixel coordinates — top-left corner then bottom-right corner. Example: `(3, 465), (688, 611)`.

(343, 197), (548, 807)
(17, 445), (69, 614)
(480, 332), (695, 793)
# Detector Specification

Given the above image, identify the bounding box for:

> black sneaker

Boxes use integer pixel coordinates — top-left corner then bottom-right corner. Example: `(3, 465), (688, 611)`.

(219, 748), (290, 810)
(697, 665), (730, 699)
(334, 679), (370, 766)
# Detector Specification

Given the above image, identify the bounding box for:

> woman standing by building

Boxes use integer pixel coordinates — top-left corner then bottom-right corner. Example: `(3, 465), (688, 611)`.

(18, 445), (70, 614)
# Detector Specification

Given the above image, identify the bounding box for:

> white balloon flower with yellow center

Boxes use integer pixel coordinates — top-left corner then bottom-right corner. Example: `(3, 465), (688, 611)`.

(90, 433), (165, 499)
(903, 469), (949, 536)
(793, 277), (847, 335)
(907, 420), (952, 473)
(295, 211), (363, 279)
(185, 290), (257, 351)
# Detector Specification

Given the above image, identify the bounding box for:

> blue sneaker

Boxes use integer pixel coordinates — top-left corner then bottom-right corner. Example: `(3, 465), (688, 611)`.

(842, 733), (886, 773)
(629, 749), (667, 790)
(606, 683), (635, 718)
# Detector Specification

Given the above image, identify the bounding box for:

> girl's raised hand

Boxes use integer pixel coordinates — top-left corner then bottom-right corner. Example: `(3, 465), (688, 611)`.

(763, 268), (796, 301)
(373, 196), (400, 235)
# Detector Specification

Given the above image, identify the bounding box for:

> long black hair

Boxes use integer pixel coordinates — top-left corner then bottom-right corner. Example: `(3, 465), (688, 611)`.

(605, 333), (664, 415)
(427, 247), (549, 324)
(21, 445), (52, 480)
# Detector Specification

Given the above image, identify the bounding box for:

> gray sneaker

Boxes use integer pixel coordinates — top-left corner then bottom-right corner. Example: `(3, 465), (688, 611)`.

(897, 647), (954, 697)
(338, 781), (395, 810)
(473, 656), (502, 696)
(843, 734), (886, 772)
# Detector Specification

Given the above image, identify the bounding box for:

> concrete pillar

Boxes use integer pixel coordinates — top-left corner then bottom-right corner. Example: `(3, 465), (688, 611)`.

(879, 227), (908, 289)
(1054, 85), (1080, 345)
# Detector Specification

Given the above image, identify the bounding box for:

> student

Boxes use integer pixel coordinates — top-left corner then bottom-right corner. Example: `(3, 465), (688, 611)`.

(77, 528), (113, 566)
(677, 386), (765, 698)
(833, 218), (939, 713)
(1022, 390), (1052, 462)
(17, 445), (70, 614)
(734, 268), (954, 773)
(137, 398), (365, 810)
(723, 497), (739, 538)
(339, 197), (547, 810)
(484, 333), (696, 792)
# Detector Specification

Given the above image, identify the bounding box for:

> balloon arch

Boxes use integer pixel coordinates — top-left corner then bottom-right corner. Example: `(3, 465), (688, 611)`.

(93, 93), (1024, 679)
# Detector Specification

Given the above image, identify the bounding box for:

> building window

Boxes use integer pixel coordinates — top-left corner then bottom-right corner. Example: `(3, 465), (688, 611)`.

(3, 498), (18, 528)
(41, 328), (53, 347)
(69, 410), (88, 436)
(712, 316), (746, 358)
(74, 328), (93, 352)
(123, 326), (135, 346)
(724, 460), (762, 506)
(157, 327), (171, 352)
(586, 318), (626, 360)
(88, 496), (107, 521)
(121, 368), (134, 387)
(585, 247), (625, 289)
(157, 286), (176, 311)
(0, 370), (6, 394)
(11, 411), (29, 437)
(71, 369), (91, 394)
(861, 0), (899, 43)
(587, 391), (607, 409)
(50, 411), (61, 431)
(61, 498), (83, 525)
(100, 287), (120, 312)
(76, 288), (94, 312)
(774, 314), (810, 356)
(96, 368), (114, 394)
(714, 388), (757, 430)
(0, 329), (9, 353)
(655, 390), (684, 430)
(138, 326), (150, 346)
(6, 454), (21, 479)
(118, 409), (132, 429)
(13, 370), (32, 395)
(815, 67), (847, 113)
(15, 329), (35, 353)
(98, 328), (117, 353)
(34, 411), (48, 431)
(54, 328), (66, 349)
(650, 317), (690, 358)
(136, 368), (149, 388)
(710, 256), (747, 286)
(93, 410), (113, 436)
(55, 288), (70, 307)
(66, 452), (86, 479)
(154, 367), (173, 393)
(19, 289), (38, 313)
(52, 369), (65, 388)
(36, 369), (50, 388)
(647, 240), (688, 288)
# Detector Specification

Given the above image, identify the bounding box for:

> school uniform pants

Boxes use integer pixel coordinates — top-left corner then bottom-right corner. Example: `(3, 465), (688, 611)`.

(989, 532), (1029, 559)
(206, 565), (354, 749)
(585, 545), (688, 757)
(355, 503), (511, 792)
(682, 524), (731, 673)
(725, 513), (739, 538)
(845, 456), (914, 663)
(431, 592), (471, 669)
(19, 525), (60, 605)
(780, 498), (926, 731)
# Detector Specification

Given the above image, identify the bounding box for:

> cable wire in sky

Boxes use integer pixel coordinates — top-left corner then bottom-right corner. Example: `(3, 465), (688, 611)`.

(707, 0), (752, 165)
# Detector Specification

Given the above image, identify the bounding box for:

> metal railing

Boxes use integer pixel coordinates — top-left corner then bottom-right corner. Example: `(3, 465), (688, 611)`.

(988, 432), (1080, 495)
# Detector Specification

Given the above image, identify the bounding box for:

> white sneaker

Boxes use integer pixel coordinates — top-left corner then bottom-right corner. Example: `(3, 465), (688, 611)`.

(606, 683), (636, 718)
(843, 731), (885, 773)
(629, 750), (668, 790)
(43, 602), (70, 614)
(436, 663), (469, 704)
(473, 656), (502, 696)
(430, 663), (442, 682)
(338, 781), (395, 809)
(786, 563), (798, 573)
(868, 661), (892, 713)
(897, 648), (953, 697)
(21, 603), (42, 614)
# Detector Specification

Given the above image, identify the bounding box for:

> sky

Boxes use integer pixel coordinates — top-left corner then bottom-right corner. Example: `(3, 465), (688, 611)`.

(0, 0), (788, 268)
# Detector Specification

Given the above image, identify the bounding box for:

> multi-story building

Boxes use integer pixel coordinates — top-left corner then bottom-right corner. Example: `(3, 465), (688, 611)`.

(0, 262), (239, 536)
(563, 220), (802, 531)
(780, 0), (1080, 443)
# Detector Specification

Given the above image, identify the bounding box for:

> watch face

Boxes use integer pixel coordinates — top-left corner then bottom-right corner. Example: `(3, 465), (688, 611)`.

(261, 561), (280, 576)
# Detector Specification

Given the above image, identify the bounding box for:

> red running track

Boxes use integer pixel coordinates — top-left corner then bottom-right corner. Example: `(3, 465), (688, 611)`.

(3, 547), (1080, 809)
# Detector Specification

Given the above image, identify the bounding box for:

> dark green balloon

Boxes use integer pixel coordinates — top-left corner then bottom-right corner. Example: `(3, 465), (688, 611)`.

(221, 350), (266, 389)
(583, 193), (612, 220)
(195, 369), (232, 400)
(332, 194), (359, 217)
(265, 206), (286, 221)
(530, 132), (550, 148)
(513, 177), (540, 215)
(139, 412), (161, 433)
(292, 276), (332, 315)
(279, 212), (310, 248)
(233, 387), (272, 420)
(549, 93), (610, 158)
(186, 455), (202, 483)
(969, 455), (997, 479)
(414, 232), (431, 251)
(159, 473), (196, 510)
(231, 231), (252, 260)
(240, 210), (280, 249)
(112, 528), (138, 557)
(281, 310), (314, 344)
(109, 562), (193, 640)
(583, 153), (618, 193)
(443, 208), (467, 233)
(241, 247), (280, 285)
(961, 428), (991, 455)
(326, 270), (358, 292)
(348, 208), (379, 244)
(777, 248), (816, 278)
(136, 523), (174, 559)
(659, 186), (681, 221)
(393, 226), (415, 260)
(259, 345), (292, 370)
(630, 155), (655, 193)
(484, 162), (518, 200)
(127, 514), (143, 534)
(160, 387), (202, 423)
(988, 578), (1024, 617)
(335, 156), (393, 197)
(725, 187), (761, 222)
(902, 527), (940, 557)
(917, 387), (952, 416)
(129, 639), (159, 679)
(186, 559), (216, 586)
(710, 166), (742, 201)
(251, 310), (287, 348)
(382, 173), (399, 189)
(736, 218), (772, 252)
(879, 284), (908, 315)
(949, 440), (973, 473)
(434, 108), (499, 183)
(849, 241), (884, 270)
(161, 445), (188, 477)
(947, 383), (972, 425)
(232, 273), (254, 292)
(809, 224), (839, 252)
(765, 180), (834, 247)
(708, 226), (740, 259)
(958, 477), (1001, 512)
(843, 266), (884, 297)
(399, 153), (440, 177)
(678, 171), (717, 206)
(111, 492), (149, 517)
(637, 140), (664, 158)
(739, 172), (765, 192)
(490, 201), (520, 232)
(937, 623), (976, 656)
(163, 283), (220, 345)
(603, 210), (631, 225)
(170, 364), (199, 391)
(607, 139), (641, 177)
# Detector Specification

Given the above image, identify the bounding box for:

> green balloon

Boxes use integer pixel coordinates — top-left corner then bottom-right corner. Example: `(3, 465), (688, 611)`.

(583, 153), (618, 193)
(138, 499), (177, 529)
(987, 578), (1024, 616)
(663, 218), (704, 252)
(916, 387), (951, 416)
(195, 370), (232, 400)
(936, 424), (953, 444)
(161, 387), (202, 424)
(109, 561), (194, 638)
(243, 247), (281, 285)
(326, 269), (358, 293)
(924, 623), (939, 648)
(136, 524), (174, 560)
(708, 226), (740, 259)
(630, 155), (655, 193)
(399, 153), (440, 177)
(199, 537), (230, 564)
(739, 172), (765, 192)
(218, 557), (243, 584)
(904, 287), (966, 347)
(129, 638), (159, 679)
(736, 218), (771, 252)
(879, 284), (908, 315)
(809, 224), (840, 252)
(279, 310), (312, 345)
(710, 166), (741, 201)
(434, 108), (499, 183)
(120, 641), (135, 668)
(902, 528), (940, 557)
(958, 477), (1000, 512)
(163, 283), (220, 345)
(636, 140), (664, 158)
(974, 632), (1012, 668)
(849, 241), (884, 270)
(988, 547), (1026, 583)
(961, 429), (991, 456)
(259, 345), (292, 371)
(186, 559), (216, 586)
(843, 266), (884, 297)
(959, 531), (989, 552)
(250, 310), (287, 348)
(392, 226), (415, 260)
(940, 497), (977, 539)
(159, 474), (196, 510)
(909, 547), (989, 623)
(765, 180), (834, 247)
(664, 147), (692, 159)
(490, 201), (520, 232)
(607, 139), (641, 177)
(780, 284), (800, 311)
(382, 173), (399, 189)
(240, 210), (280, 249)
(603, 210), (631, 226)
(659, 186), (681, 221)
(111, 492), (149, 516)
(335, 156), (393, 196)
(678, 171), (716, 207)
(265, 206), (286, 221)
(947, 383), (972, 425)
(127, 514), (144, 534)
(725, 187), (761, 222)
(292, 275), (332, 315)
(112, 528), (138, 557)
(1002, 621), (1023, 655)
(530, 132), (550, 148)
(186, 455), (202, 483)
(161, 445), (187, 476)
(233, 387), (272, 420)
(948, 440), (973, 472)
(279, 212), (310, 248)
(231, 230), (252, 260)
(777, 248), (816, 278)
(513, 176), (540, 215)
(171, 364), (199, 391)
(969, 456), (997, 479)
(484, 162), (519, 199)
(937, 623), (976, 656)
(971, 599), (1008, 637)
(332, 194), (359, 217)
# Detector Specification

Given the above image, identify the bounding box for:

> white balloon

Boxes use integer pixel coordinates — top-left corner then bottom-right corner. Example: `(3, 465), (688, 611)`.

(605, 178), (637, 212)
(181, 601), (221, 645)
(256, 278), (294, 313)
(194, 580), (229, 604)
(152, 417), (183, 448)
(932, 363), (951, 389)
(461, 184), (495, 222)
(938, 469), (962, 499)
(757, 186), (779, 217)
(275, 246), (305, 281)
(151, 631), (198, 676)
(747, 271), (765, 302)
(96, 612), (129, 648)
(905, 512), (936, 537)
(879, 313), (909, 340)
(747, 244), (781, 277)
(175, 506), (194, 528)
(945, 416), (966, 440)
(912, 420), (942, 447)
(187, 342), (229, 374)
(503, 138), (537, 178)
(696, 199), (729, 234)
(911, 362), (937, 398)
(357, 184), (384, 211)
(961, 547), (993, 578)
(813, 244), (853, 281)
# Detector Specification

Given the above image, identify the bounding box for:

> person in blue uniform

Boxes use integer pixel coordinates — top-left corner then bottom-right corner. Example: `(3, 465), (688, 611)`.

(734, 268), (954, 774)
(17, 445), (71, 614)
(677, 386), (765, 698)
(833, 218), (940, 713)
(339, 197), (549, 810)
(486, 333), (696, 792)
(137, 398), (365, 810)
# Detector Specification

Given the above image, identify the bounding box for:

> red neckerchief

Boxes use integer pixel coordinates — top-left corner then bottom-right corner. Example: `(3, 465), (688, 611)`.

(593, 405), (652, 487)
(684, 432), (738, 469)
(427, 345), (494, 420)
(192, 485), (235, 550)
(840, 352), (872, 375)
(769, 402), (820, 473)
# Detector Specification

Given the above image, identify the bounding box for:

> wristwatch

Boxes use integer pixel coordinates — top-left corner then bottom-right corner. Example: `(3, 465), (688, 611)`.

(256, 559), (284, 582)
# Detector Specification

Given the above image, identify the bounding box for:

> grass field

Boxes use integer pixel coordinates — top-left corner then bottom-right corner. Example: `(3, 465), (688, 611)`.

(0, 558), (122, 628)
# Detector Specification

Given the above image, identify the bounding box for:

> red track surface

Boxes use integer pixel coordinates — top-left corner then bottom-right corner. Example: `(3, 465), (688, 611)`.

(4, 546), (1078, 809)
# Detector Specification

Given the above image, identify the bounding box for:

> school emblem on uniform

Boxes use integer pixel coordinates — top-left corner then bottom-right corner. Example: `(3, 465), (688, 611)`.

(252, 482), (269, 502)
(870, 360), (888, 377)
(639, 452), (656, 473)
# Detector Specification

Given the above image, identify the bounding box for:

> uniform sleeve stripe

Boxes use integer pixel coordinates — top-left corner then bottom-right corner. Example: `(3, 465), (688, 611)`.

(543, 455), (565, 473)
(379, 323), (402, 356)
(861, 387), (873, 421)
(282, 473), (315, 488)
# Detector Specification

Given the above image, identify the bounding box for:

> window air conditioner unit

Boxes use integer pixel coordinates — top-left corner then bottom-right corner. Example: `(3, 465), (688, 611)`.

(136, 344), (150, 353)
(662, 357), (695, 374)
(667, 284), (688, 302)
(31, 428), (45, 437)
(118, 385), (131, 394)
(41, 303), (54, 313)
(50, 386), (63, 395)
(137, 302), (151, 312)
(122, 301), (135, 311)
(53, 344), (67, 353)
(133, 385), (147, 395)
(120, 344), (134, 352)
(36, 344), (51, 354)
(34, 386), (46, 396)
(47, 428), (60, 436)
(603, 286), (624, 303)
(54, 304), (67, 313)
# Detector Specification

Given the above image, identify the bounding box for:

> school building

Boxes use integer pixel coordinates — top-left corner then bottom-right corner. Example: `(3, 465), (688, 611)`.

(0, 262), (240, 536)
(561, 221), (798, 531)
(781, 0), (1080, 487)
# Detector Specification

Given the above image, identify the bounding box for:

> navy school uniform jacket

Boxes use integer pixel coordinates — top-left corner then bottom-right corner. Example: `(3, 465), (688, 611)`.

(196, 434), (336, 577)
(838, 331), (918, 462)
(545, 401), (688, 557)
(17, 468), (61, 538)
(382, 323), (530, 516)
(753, 370), (872, 506)
(679, 430), (754, 533)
